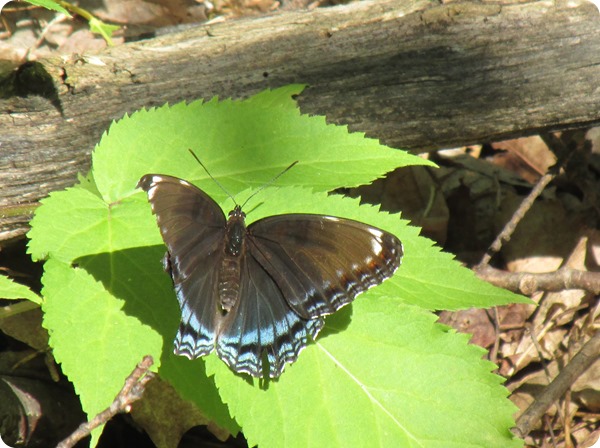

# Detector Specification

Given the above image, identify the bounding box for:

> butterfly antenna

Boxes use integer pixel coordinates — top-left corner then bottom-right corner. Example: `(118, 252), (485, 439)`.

(241, 160), (298, 209)
(189, 149), (238, 204)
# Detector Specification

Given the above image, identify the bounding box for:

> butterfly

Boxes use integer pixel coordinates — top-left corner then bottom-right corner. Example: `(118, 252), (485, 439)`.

(138, 171), (403, 378)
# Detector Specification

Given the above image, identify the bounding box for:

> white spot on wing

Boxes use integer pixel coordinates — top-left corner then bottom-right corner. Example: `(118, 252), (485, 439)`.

(147, 185), (158, 199)
(371, 239), (383, 254)
(363, 228), (384, 254)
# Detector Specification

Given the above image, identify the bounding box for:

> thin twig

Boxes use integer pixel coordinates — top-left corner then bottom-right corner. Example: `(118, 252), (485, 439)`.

(488, 306), (501, 366)
(56, 355), (155, 448)
(478, 173), (555, 267)
(473, 265), (600, 295)
(25, 13), (69, 61)
(564, 389), (573, 448)
(478, 132), (572, 267)
(513, 331), (600, 439)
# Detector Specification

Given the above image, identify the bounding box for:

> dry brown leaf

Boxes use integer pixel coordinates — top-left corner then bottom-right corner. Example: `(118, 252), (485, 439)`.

(58, 29), (111, 55)
(489, 136), (556, 184)
(437, 308), (496, 348)
(0, 307), (48, 351)
(579, 427), (600, 448)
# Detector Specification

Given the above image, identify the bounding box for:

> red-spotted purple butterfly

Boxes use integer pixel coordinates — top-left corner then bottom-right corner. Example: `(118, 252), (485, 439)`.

(138, 164), (402, 378)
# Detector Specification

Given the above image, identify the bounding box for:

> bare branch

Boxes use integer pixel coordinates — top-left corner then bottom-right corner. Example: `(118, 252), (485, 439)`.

(478, 132), (573, 267)
(56, 355), (155, 448)
(513, 331), (600, 439)
(474, 265), (600, 295)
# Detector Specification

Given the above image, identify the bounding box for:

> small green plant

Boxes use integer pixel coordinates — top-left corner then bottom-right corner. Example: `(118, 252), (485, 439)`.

(5, 85), (526, 447)
(14, 0), (119, 45)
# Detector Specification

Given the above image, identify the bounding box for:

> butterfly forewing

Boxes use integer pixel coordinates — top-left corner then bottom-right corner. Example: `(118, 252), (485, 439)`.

(139, 173), (403, 378)
(138, 174), (227, 356)
(248, 215), (403, 320)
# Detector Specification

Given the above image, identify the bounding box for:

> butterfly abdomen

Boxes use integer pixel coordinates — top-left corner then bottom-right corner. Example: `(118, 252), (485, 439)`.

(218, 207), (247, 313)
(218, 255), (241, 313)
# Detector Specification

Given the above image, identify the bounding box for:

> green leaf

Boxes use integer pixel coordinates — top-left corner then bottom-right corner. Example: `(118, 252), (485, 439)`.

(32, 239), (237, 442)
(92, 84), (431, 204)
(88, 17), (119, 46)
(27, 186), (154, 263)
(210, 189), (523, 448)
(207, 298), (520, 448)
(0, 273), (41, 304)
(23, 0), (71, 17)
(40, 259), (164, 446)
(27, 85), (525, 447)
(22, 1), (119, 46)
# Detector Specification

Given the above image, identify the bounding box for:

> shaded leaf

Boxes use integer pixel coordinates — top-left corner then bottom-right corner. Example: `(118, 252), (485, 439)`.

(0, 274), (41, 304)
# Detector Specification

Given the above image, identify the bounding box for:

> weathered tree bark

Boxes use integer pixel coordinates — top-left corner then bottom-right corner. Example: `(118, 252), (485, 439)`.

(1, 0), (599, 243)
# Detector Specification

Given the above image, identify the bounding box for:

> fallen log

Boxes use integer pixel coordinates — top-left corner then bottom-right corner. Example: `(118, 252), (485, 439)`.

(1, 0), (599, 242)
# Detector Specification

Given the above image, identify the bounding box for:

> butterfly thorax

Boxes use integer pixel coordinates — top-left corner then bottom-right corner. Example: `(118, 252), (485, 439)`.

(218, 206), (247, 312)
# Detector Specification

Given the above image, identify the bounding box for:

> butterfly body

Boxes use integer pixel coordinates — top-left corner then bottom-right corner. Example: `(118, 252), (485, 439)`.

(139, 173), (403, 378)
(217, 207), (246, 312)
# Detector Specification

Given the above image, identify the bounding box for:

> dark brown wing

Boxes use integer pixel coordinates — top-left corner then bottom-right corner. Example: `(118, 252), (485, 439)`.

(216, 253), (324, 378)
(247, 214), (403, 320)
(138, 174), (226, 358)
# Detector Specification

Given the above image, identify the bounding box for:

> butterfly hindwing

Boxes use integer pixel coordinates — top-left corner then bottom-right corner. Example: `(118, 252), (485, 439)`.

(217, 253), (324, 378)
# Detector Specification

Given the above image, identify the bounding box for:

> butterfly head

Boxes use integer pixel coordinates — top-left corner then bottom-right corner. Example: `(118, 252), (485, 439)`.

(228, 205), (246, 220)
